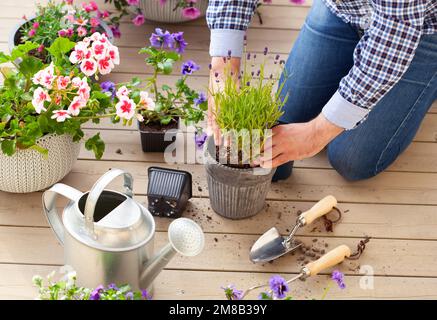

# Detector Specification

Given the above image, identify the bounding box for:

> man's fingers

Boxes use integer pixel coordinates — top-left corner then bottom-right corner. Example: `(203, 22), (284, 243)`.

(260, 153), (289, 169)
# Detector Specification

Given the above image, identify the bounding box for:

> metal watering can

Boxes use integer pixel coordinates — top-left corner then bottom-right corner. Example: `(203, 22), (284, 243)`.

(42, 169), (205, 291)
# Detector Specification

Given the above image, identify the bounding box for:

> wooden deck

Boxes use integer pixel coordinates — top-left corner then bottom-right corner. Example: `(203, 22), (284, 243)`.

(1, 0), (437, 300)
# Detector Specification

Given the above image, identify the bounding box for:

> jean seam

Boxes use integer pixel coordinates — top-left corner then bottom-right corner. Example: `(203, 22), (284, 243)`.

(375, 71), (437, 174)
(303, 22), (360, 44)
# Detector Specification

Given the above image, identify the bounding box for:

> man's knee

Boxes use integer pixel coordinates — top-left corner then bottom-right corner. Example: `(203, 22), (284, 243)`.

(327, 143), (379, 182)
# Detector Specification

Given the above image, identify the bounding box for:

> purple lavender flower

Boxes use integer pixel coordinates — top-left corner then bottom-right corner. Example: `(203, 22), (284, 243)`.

(90, 285), (104, 300)
(100, 81), (116, 98)
(269, 275), (289, 299)
(181, 60), (200, 75)
(141, 289), (152, 300)
(194, 92), (206, 106)
(222, 285), (244, 300)
(331, 270), (346, 289)
(172, 32), (187, 53)
(150, 28), (174, 49)
(195, 132), (208, 150)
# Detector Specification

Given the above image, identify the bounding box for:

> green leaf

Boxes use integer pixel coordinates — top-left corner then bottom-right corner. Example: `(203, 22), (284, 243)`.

(165, 51), (181, 61)
(29, 144), (49, 158)
(1, 140), (16, 156)
(47, 37), (76, 64)
(130, 77), (141, 87)
(0, 52), (11, 64)
(10, 42), (39, 61)
(162, 59), (174, 75)
(85, 133), (105, 160)
(160, 116), (172, 125)
(19, 56), (44, 78)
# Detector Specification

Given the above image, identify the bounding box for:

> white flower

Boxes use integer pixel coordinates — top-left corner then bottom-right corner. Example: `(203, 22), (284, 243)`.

(136, 113), (144, 122)
(80, 59), (98, 77)
(32, 87), (51, 114)
(108, 45), (120, 65)
(91, 41), (108, 60)
(116, 97), (136, 120)
(51, 110), (71, 122)
(97, 56), (114, 75)
(139, 91), (156, 111)
(56, 76), (71, 90)
(116, 86), (130, 99)
(77, 78), (91, 100)
(68, 96), (86, 116)
(32, 63), (55, 89)
(69, 42), (90, 64)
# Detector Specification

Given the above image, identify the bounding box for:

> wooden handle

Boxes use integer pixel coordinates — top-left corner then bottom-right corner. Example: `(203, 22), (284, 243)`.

(305, 245), (351, 276)
(300, 195), (337, 225)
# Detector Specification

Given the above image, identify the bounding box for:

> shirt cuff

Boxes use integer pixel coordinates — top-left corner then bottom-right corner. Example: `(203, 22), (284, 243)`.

(210, 29), (245, 58)
(322, 91), (370, 130)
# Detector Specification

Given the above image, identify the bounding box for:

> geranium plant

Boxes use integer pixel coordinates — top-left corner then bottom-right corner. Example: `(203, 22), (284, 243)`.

(99, 28), (206, 130)
(20, 0), (117, 62)
(105, 0), (203, 27)
(0, 33), (122, 159)
(33, 270), (152, 300)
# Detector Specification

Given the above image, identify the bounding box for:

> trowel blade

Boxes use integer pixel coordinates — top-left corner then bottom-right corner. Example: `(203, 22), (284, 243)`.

(250, 227), (302, 263)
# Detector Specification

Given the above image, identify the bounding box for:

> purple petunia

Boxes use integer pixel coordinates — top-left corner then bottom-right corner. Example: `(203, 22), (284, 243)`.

(269, 275), (289, 299)
(195, 132), (208, 150)
(172, 32), (187, 54)
(181, 60), (200, 75)
(222, 285), (244, 300)
(150, 28), (174, 49)
(194, 92), (206, 106)
(111, 25), (121, 38)
(331, 270), (346, 289)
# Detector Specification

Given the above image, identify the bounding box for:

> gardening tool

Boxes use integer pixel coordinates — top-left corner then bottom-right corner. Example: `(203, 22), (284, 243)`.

(243, 245), (351, 299)
(42, 169), (205, 292)
(250, 195), (338, 263)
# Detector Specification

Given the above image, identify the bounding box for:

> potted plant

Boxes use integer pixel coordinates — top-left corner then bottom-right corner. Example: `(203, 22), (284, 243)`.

(0, 33), (123, 193)
(9, 0), (117, 64)
(205, 51), (287, 219)
(126, 28), (206, 152)
(105, 0), (208, 24)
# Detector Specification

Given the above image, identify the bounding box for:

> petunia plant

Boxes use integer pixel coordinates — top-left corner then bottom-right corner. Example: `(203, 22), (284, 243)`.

(129, 28), (207, 128)
(0, 33), (125, 159)
(20, 0), (118, 63)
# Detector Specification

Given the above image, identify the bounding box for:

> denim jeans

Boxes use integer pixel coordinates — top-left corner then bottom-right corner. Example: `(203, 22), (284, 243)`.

(273, 0), (437, 182)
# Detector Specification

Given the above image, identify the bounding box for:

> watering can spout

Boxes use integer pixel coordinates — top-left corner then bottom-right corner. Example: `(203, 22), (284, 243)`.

(140, 218), (205, 289)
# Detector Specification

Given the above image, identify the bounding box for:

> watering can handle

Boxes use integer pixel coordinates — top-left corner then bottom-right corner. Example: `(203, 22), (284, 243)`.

(42, 184), (84, 246)
(84, 169), (134, 235)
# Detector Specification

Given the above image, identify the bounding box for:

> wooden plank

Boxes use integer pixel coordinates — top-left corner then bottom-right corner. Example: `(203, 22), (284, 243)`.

(2, 191), (437, 241)
(2, 264), (437, 300)
(52, 159), (437, 205)
(0, 225), (436, 278)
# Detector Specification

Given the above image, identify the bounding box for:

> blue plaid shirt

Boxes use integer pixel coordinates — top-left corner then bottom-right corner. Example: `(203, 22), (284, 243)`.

(207, 0), (437, 129)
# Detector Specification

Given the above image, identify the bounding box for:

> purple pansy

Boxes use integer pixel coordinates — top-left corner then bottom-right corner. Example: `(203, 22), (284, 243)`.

(100, 81), (116, 98)
(125, 292), (134, 300)
(150, 28), (174, 49)
(331, 270), (346, 289)
(141, 289), (152, 300)
(222, 285), (244, 300)
(172, 32), (187, 54)
(181, 60), (200, 75)
(269, 275), (289, 299)
(90, 285), (104, 300)
(194, 92), (206, 106)
(107, 283), (118, 290)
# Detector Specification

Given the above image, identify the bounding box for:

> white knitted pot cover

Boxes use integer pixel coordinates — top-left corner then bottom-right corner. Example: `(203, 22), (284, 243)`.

(140, 0), (208, 23)
(0, 134), (80, 193)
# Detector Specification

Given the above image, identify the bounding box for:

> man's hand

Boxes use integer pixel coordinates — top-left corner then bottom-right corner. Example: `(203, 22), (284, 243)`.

(208, 56), (241, 145)
(256, 114), (344, 168)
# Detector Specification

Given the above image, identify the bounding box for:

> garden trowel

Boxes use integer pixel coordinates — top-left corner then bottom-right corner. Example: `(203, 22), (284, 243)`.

(250, 195), (338, 263)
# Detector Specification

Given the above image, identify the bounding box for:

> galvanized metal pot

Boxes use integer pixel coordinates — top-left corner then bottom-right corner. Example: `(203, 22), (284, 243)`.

(139, 0), (208, 23)
(204, 138), (276, 220)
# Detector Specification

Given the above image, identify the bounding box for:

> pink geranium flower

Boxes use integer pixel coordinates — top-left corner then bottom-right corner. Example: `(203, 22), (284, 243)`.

(51, 110), (71, 122)
(139, 91), (155, 110)
(98, 56), (114, 75)
(56, 76), (71, 90)
(116, 86), (131, 99)
(80, 59), (98, 77)
(69, 43), (90, 64)
(32, 87), (51, 114)
(68, 96), (86, 116)
(116, 97), (136, 120)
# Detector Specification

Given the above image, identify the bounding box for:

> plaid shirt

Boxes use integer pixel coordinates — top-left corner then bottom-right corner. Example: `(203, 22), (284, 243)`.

(207, 0), (437, 129)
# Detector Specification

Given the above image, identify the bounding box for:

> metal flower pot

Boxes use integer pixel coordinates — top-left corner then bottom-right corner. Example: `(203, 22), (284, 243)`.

(204, 138), (276, 220)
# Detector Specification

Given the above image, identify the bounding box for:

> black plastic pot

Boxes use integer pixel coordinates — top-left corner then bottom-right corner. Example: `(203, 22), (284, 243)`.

(9, 15), (114, 54)
(139, 119), (179, 153)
